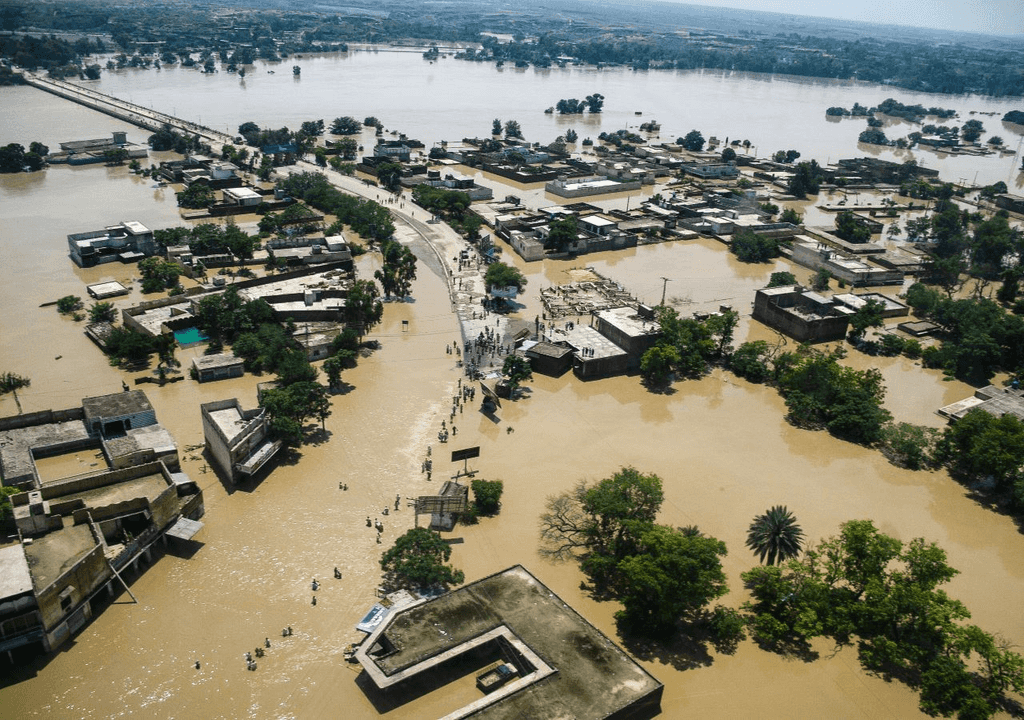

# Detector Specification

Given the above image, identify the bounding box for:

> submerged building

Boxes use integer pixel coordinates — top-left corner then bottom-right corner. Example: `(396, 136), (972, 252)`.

(355, 565), (662, 719)
(0, 391), (203, 657)
(200, 399), (281, 484)
(68, 221), (157, 267)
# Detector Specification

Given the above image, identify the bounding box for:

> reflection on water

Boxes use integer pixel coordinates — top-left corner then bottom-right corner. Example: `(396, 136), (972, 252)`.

(1, 79), (1023, 719)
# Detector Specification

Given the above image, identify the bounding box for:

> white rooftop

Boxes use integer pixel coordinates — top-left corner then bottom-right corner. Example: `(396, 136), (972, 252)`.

(0, 543), (33, 599)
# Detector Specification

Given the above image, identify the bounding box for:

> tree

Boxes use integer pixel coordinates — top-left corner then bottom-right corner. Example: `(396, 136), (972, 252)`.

(380, 527), (465, 591)
(540, 467), (663, 585)
(471, 479), (504, 515)
(0, 485), (19, 521)
(491, 118), (502, 135)
(56, 295), (82, 314)
(176, 183), (216, 208)
(501, 354), (532, 393)
(323, 355), (344, 391)
(564, 128), (578, 143)
(484, 261), (526, 292)
(300, 119), (324, 137)
(375, 239), (417, 299)
(937, 409), (1024, 499)
(776, 346), (891, 445)
(730, 229), (781, 263)
(0, 143), (26, 173)
(105, 326), (155, 365)
(545, 216), (578, 251)
(780, 207), (802, 225)
(721, 147), (737, 162)
(640, 344), (680, 387)
(330, 116), (360, 135)
(835, 211), (871, 243)
(729, 340), (774, 383)
(585, 93), (604, 113)
(616, 525), (729, 633)
(742, 519), (1023, 716)
(767, 271), (797, 288)
(504, 120), (522, 139)
(345, 279), (383, 338)
(679, 129), (705, 151)
(0, 372), (30, 395)
(138, 257), (181, 293)
(787, 161), (822, 199)
(848, 298), (886, 342)
(375, 161), (403, 191)
(745, 506), (804, 565)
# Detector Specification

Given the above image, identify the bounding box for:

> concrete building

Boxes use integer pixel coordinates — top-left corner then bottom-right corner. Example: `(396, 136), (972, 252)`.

(521, 340), (574, 376)
(938, 385), (1024, 422)
(545, 175), (641, 198)
(753, 285), (850, 343)
(191, 352), (245, 383)
(789, 239), (903, 287)
(68, 221), (157, 267)
(680, 162), (739, 179)
(201, 399), (281, 484)
(354, 565), (662, 720)
(994, 193), (1024, 215)
(0, 393), (203, 657)
(222, 186), (263, 207)
(593, 305), (662, 359)
(832, 293), (909, 319)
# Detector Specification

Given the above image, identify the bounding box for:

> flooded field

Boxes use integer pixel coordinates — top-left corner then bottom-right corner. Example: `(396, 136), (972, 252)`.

(1, 84), (1023, 719)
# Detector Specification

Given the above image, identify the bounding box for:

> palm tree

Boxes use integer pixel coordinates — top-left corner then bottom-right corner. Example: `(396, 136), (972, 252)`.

(746, 506), (804, 566)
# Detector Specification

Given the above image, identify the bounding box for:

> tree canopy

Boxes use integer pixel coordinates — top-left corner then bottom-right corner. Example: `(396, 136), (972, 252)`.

(380, 527), (465, 591)
(742, 520), (1024, 719)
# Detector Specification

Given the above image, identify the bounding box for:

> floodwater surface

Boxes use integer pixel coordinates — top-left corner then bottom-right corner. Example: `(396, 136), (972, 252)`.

(1, 79), (1023, 719)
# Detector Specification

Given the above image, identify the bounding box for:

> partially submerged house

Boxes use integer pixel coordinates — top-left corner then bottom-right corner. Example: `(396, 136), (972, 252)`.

(0, 391), (203, 657)
(68, 221), (157, 267)
(354, 565), (662, 720)
(200, 399), (281, 484)
(752, 285), (850, 343)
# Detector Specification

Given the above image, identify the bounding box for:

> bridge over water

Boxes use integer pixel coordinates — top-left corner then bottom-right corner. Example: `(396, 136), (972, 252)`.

(20, 71), (234, 150)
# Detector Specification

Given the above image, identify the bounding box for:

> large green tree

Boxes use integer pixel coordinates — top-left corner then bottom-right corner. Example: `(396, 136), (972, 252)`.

(742, 520), (1024, 718)
(616, 525), (728, 632)
(346, 279), (384, 337)
(374, 239), (417, 299)
(380, 527), (465, 591)
(484, 261), (526, 292)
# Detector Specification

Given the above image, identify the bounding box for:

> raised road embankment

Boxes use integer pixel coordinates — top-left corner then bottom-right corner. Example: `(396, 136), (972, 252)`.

(20, 71), (234, 149)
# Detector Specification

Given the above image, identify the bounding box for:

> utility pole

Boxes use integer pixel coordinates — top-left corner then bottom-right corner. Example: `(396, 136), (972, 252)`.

(660, 277), (671, 307)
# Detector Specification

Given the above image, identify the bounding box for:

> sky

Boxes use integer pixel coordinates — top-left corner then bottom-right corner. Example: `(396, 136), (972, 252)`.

(668, 0), (1023, 36)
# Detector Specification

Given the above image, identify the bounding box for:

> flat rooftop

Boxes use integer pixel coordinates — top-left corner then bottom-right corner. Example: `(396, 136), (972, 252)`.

(87, 281), (129, 299)
(192, 352), (243, 371)
(23, 522), (97, 591)
(547, 324), (627, 360)
(596, 306), (662, 338)
(359, 566), (661, 720)
(207, 406), (247, 444)
(0, 543), (34, 599)
(82, 390), (153, 422)
(0, 419), (92, 486)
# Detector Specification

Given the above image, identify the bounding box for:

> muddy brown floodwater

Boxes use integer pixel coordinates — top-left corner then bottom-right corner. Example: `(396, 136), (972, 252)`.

(2, 90), (1023, 719)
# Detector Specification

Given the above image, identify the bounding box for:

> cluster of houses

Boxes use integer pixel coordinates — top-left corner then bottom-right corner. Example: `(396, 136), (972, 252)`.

(0, 391), (204, 657)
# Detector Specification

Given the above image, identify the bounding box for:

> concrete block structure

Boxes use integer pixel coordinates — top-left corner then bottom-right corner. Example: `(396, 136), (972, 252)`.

(354, 565), (662, 720)
(753, 285), (850, 343)
(68, 221), (157, 267)
(201, 399), (281, 484)
(0, 392), (203, 657)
